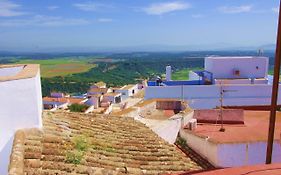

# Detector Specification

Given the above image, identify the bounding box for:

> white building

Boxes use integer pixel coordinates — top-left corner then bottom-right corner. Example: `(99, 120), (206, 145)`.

(85, 94), (102, 109)
(103, 92), (122, 104)
(145, 56), (281, 109)
(116, 84), (139, 100)
(180, 110), (281, 168)
(0, 64), (42, 174)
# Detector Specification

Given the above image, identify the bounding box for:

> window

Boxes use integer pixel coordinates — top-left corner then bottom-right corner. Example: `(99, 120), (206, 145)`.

(233, 69), (240, 76)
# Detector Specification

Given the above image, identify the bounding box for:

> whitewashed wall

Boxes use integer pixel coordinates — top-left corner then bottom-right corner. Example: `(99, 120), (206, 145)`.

(116, 90), (129, 100)
(0, 71), (42, 174)
(0, 66), (24, 77)
(179, 129), (218, 166)
(214, 79), (252, 85)
(117, 85), (138, 100)
(189, 71), (200, 80)
(179, 130), (281, 167)
(217, 142), (281, 167)
(145, 84), (281, 109)
(205, 57), (268, 79)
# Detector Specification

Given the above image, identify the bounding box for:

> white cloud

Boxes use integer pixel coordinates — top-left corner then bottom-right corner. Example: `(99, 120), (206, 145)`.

(0, 15), (90, 27)
(73, 2), (98, 11)
(0, 0), (25, 17)
(191, 14), (204, 18)
(47, 6), (59, 11)
(218, 5), (253, 14)
(143, 1), (191, 15)
(73, 2), (112, 12)
(272, 7), (279, 14)
(97, 18), (112, 22)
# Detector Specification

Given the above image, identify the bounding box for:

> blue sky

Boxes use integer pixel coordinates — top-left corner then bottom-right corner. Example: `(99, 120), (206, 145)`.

(0, 0), (280, 52)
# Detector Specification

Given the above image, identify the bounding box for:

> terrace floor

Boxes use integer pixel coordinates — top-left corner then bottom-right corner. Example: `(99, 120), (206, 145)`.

(185, 111), (281, 144)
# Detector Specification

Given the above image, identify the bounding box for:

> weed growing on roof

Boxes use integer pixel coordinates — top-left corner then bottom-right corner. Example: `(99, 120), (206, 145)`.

(65, 135), (90, 165)
(65, 150), (84, 165)
(92, 145), (101, 150)
(175, 136), (187, 147)
(105, 146), (116, 153)
(73, 135), (89, 152)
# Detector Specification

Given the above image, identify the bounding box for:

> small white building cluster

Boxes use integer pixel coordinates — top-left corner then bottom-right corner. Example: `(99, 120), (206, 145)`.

(43, 81), (142, 114)
(145, 56), (281, 109)
(0, 64), (42, 174)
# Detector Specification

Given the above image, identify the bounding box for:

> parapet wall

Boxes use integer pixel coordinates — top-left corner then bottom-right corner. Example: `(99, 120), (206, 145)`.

(194, 109), (244, 124)
(145, 84), (281, 109)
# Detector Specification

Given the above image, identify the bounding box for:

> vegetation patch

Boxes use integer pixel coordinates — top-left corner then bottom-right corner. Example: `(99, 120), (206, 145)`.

(73, 135), (90, 151)
(175, 136), (187, 147)
(172, 68), (202, 80)
(69, 104), (89, 112)
(65, 135), (90, 165)
(16, 58), (96, 78)
(66, 150), (84, 165)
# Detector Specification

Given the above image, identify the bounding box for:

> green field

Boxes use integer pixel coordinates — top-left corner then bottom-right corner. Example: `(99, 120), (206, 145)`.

(172, 68), (203, 80)
(16, 58), (96, 78)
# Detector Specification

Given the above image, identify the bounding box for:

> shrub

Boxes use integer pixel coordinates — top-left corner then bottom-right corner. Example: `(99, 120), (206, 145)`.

(69, 103), (89, 112)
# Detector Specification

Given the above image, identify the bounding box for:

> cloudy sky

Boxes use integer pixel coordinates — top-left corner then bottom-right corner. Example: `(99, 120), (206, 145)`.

(0, 0), (280, 52)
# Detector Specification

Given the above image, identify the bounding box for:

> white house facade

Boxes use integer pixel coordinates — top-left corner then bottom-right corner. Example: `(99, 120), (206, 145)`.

(0, 64), (42, 174)
(145, 56), (281, 109)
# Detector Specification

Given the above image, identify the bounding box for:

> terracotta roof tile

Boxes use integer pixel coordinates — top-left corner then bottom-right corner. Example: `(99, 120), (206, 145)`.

(103, 92), (121, 97)
(43, 97), (85, 104)
(120, 84), (136, 90)
(88, 88), (108, 93)
(92, 81), (106, 88)
(9, 111), (201, 174)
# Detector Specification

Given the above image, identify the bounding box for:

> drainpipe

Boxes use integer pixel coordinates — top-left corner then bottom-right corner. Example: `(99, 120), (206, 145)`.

(266, 0), (281, 164)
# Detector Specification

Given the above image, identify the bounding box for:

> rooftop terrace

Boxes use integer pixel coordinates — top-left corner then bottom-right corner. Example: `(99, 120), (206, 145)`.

(185, 111), (281, 144)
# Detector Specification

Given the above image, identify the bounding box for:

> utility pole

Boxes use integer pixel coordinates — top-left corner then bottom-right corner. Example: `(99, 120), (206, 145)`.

(266, 0), (281, 164)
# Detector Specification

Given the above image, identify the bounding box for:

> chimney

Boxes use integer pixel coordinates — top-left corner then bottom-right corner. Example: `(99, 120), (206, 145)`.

(166, 66), (172, 81)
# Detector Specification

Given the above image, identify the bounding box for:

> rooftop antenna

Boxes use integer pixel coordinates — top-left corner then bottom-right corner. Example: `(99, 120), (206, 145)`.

(219, 82), (225, 132)
(257, 48), (264, 56)
(218, 81), (237, 132)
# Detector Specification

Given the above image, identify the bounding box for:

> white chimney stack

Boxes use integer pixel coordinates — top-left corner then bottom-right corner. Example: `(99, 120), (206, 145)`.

(166, 66), (172, 81)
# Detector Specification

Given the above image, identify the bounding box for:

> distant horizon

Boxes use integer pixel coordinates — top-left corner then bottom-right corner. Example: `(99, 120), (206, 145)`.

(0, 43), (277, 54)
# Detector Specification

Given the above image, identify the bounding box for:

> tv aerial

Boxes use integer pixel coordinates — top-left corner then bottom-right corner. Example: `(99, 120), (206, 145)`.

(257, 48), (264, 56)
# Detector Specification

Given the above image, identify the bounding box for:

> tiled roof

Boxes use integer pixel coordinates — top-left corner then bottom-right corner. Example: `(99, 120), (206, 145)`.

(88, 88), (108, 93)
(93, 81), (106, 88)
(88, 94), (102, 98)
(43, 97), (85, 104)
(43, 97), (68, 103)
(9, 112), (201, 174)
(120, 84), (136, 90)
(103, 92), (121, 97)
